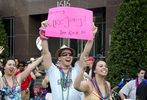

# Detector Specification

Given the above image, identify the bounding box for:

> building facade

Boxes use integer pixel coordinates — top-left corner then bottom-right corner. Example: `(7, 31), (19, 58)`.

(0, 0), (122, 61)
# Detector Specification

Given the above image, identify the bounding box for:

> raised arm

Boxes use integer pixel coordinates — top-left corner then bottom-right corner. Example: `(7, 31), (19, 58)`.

(40, 20), (52, 71)
(42, 75), (49, 88)
(79, 23), (98, 64)
(0, 46), (4, 54)
(17, 56), (43, 83)
(42, 40), (52, 71)
(74, 58), (91, 93)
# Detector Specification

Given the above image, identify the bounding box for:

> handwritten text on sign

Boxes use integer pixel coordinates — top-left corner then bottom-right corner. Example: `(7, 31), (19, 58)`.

(45, 7), (93, 40)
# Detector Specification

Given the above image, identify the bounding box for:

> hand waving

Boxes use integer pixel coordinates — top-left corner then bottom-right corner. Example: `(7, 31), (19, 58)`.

(0, 46), (4, 54)
(81, 57), (90, 71)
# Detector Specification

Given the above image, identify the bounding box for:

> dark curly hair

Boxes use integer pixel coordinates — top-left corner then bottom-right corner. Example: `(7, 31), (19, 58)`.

(92, 58), (106, 78)
(3, 58), (15, 67)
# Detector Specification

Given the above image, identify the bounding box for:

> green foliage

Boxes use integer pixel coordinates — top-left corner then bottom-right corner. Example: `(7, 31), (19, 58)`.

(0, 16), (9, 60)
(106, 0), (147, 87)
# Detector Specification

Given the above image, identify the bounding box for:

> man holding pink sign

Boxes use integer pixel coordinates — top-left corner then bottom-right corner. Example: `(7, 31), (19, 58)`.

(39, 7), (97, 100)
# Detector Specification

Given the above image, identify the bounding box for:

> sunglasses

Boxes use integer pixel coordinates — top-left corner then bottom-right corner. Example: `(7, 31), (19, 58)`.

(60, 52), (73, 57)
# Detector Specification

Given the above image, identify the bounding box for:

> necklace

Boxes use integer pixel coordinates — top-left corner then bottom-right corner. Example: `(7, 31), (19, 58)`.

(135, 77), (140, 88)
(91, 78), (110, 100)
(3, 75), (17, 95)
(58, 66), (72, 70)
(58, 66), (72, 100)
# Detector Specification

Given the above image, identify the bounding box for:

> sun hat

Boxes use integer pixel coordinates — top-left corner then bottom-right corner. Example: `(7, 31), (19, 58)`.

(55, 45), (76, 58)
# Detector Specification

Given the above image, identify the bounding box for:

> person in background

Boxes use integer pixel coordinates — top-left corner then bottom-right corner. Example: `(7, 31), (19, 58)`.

(29, 70), (36, 99)
(112, 77), (132, 91)
(136, 68), (147, 100)
(0, 46), (4, 55)
(27, 58), (37, 99)
(14, 58), (20, 74)
(119, 67), (146, 100)
(84, 57), (95, 80)
(42, 75), (52, 100)
(0, 61), (4, 77)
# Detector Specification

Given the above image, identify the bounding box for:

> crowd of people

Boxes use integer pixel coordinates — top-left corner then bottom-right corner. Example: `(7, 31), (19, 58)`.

(0, 18), (146, 100)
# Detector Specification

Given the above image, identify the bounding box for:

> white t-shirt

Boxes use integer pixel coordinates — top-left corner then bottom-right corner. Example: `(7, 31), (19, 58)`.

(119, 80), (136, 100)
(46, 63), (82, 100)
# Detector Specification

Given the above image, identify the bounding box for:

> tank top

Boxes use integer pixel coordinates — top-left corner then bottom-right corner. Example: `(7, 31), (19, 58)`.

(84, 80), (112, 100)
(0, 76), (22, 100)
(84, 83), (101, 100)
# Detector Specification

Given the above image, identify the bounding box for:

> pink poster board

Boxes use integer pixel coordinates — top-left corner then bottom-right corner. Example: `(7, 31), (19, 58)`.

(45, 7), (93, 40)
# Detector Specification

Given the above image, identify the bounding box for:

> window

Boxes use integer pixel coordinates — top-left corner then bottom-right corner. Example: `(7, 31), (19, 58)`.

(94, 12), (106, 59)
(2, 17), (14, 58)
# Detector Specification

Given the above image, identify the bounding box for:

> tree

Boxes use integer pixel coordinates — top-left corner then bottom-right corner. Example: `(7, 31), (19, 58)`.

(106, 0), (147, 87)
(0, 16), (9, 60)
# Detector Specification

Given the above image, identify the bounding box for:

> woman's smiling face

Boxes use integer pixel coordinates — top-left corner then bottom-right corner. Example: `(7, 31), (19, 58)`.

(94, 61), (108, 77)
(4, 60), (16, 75)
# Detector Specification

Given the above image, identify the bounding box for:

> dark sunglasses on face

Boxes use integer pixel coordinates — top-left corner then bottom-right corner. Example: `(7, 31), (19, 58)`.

(60, 52), (73, 57)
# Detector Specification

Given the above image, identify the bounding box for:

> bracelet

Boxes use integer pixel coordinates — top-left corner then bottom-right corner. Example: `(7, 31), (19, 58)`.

(39, 28), (49, 40)
(39, 27), (46, 31)
(39, 31), (48, 40)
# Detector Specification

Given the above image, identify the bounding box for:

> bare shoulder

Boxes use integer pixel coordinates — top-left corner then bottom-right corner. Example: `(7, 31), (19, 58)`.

(106, 81), (110, 85)
(106, 81), (111, 88)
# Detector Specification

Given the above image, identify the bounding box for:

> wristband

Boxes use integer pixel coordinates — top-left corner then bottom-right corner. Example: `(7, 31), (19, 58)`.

(39, 27), (46, 31)
(39, 31), (48, 40)
(39, 28), (49, 40)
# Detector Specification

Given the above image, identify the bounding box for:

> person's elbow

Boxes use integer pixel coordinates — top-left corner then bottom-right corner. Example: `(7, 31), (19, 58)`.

(119, 92), (126, 100)
(42, 84), (47, 88)
(74, 82), (81, 91)
(119, 91), (122, 96)
(74, 83), (78, 90)
(42, 82), (47, 88)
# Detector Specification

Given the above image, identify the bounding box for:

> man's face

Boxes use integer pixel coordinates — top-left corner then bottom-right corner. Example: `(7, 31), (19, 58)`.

(58, 49), (73, 67)
(138, 70), (145, 80)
